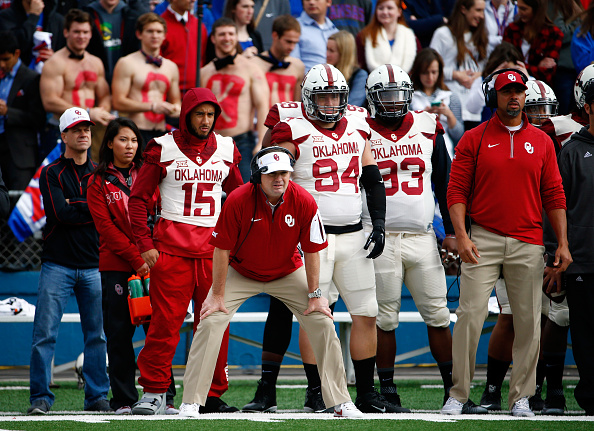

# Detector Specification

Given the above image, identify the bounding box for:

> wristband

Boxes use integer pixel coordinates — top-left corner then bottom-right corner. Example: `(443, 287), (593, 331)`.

(445, 234), (455, 238)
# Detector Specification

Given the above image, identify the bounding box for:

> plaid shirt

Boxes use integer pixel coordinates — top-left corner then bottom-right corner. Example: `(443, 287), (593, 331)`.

(502, 22), (563, 84)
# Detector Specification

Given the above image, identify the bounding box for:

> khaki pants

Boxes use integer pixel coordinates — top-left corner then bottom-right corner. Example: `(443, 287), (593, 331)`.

(450, 225), (544, 407)
(182, 266), (351, 407)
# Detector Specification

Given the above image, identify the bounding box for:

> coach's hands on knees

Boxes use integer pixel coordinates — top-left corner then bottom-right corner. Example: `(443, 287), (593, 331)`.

(364, 220), (385, 259)
(200, 290), (229, 320)
(304, 295), (333, 319)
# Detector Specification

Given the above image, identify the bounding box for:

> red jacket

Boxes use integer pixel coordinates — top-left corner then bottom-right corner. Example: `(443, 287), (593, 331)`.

(160, 9), (208, 93)
(87, 163), (158, 272)
(129, 88), (243, 259)
(447, 112), (566, 245)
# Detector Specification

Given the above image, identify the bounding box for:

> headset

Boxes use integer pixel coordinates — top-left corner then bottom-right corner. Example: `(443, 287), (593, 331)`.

(249, 146), (296, 184)
(482, 68), (529, 109)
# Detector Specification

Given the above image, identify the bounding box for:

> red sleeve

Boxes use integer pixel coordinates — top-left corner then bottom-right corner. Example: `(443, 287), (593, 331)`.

(129, 144), (167, 253)
(200, 23), (208, 67)
(87, 176), (145, 271)
(222, 143), (244, 194)
(270, 121), (293, 145)
(540, 137), (566, 212)
(264, 104), (281, 129)
(447, 129), (479, 209)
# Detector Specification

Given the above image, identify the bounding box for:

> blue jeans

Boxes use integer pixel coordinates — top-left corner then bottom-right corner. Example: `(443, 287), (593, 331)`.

(30, 262), (109, 409)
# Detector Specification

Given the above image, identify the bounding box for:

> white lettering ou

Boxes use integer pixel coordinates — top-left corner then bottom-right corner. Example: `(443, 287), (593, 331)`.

(285, 214), (295, 227)
(524, 142), (534, 154)
(508, 73), (516, 81)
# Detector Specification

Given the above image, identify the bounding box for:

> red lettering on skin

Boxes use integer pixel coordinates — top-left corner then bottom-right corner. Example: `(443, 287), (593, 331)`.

(266, 73), (297, 105)
(142, 72), (171, 123)
(72, 70), (97, 108)
(206, 74), (245, 130)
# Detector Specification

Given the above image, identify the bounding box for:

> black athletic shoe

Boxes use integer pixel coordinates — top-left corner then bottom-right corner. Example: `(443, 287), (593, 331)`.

(85, 399), (113, 412)
(355, 390), (410, 413)
(461, 399), (488, 414)
(541, 394), (566, 416)
(529, 392), (545, 412)
(381, 392), (411, 413)
(27, 400), (50, 415)
(480, 386), (502, 411)
(199, 397), (239, 413)
(242, 380), (277, 413)
(304, 387), (330, 413)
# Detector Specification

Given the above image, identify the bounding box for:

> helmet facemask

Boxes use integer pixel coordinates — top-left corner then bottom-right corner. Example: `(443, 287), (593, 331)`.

(303, 86), (349, 123)
(368, 83), (412, 121)
(524, 100), (558, 126)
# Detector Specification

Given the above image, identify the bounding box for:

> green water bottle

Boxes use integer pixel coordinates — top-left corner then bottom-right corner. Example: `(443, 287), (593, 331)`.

(128, 275), (143, 298)
(143, 272), (150, 296)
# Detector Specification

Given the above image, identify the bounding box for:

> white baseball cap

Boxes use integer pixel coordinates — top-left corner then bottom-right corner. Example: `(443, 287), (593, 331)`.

(59, 107), (95, 132)
(257, 150), (294, 174)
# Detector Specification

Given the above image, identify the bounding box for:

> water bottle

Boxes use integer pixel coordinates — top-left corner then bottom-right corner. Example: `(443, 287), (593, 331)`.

(127, 275), (143, 298)
(143, 272), (150, 296)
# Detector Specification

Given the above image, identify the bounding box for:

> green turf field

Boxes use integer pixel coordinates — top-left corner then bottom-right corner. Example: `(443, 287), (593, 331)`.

(1, 378), (593, 430)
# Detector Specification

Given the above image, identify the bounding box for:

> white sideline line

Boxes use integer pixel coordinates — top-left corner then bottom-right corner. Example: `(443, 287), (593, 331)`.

(0, 412), (592, 423)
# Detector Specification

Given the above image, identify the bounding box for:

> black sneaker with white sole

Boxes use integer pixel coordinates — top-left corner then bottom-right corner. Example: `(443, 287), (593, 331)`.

(199, 396), (239, 413)
(461, 399), (488, 414)
(304, 387), (330, 413)
(541, 394), (566, 416)
(381, 392), (411, 413)
(480, 386), (502, 411)
(242, 380), (277, 412)
(355, 390), (409, 413)
(27, 400), (50, 415)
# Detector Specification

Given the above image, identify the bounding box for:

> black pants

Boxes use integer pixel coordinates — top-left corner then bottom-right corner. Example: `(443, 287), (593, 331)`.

(101, 271), (176, 409)
(566, 273), (594, 414)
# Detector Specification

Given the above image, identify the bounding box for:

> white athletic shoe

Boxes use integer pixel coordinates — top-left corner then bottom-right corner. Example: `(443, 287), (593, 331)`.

(114, 406), (131, 415)
(165, 404), (179, 415)
(511, 397), (535, 417)
(334, 401), (364, 418)
(178, 403), (200, 418)
(441, 397), (463, 415)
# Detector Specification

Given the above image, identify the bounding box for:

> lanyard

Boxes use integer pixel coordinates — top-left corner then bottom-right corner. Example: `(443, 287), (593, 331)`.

(490, 1), (510, 37)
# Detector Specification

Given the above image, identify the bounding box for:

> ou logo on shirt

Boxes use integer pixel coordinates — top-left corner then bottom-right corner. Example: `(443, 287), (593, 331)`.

(524, 142), (534, 154)
(285, 214), (295, 227)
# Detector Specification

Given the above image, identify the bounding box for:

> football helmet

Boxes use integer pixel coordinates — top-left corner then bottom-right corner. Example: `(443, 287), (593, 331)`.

(574, 64), (594, 109)
(524, 80), (558, 126)
(366, 64), (413, 120)
(301, 64), (349, 122)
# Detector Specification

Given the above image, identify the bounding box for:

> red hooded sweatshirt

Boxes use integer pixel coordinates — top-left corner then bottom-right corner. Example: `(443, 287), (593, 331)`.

(129, 88), (243, 258)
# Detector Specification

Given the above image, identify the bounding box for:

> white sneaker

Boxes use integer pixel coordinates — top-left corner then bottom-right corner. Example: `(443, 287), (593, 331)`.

(179, 403), (200, 418)
(114, 406), (131, 415)
(334, 401), (364, 418)
(441, 397), (463, 415)
(165, 404), (179, 415)
(511, 397), (535, 417)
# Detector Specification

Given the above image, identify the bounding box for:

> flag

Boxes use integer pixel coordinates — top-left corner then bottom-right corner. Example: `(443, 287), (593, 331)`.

(8, 143), (61, 242)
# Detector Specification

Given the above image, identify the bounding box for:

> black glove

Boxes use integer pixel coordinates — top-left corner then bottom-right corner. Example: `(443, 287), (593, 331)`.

(364, 220), (385, 259)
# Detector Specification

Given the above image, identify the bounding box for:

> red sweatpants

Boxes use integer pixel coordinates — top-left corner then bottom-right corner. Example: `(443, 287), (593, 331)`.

(137, 252), (229, 397)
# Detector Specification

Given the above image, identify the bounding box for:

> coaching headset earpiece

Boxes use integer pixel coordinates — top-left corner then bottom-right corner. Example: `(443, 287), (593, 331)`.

(482, 68), (529, 109)
(249, 146), (296, 184)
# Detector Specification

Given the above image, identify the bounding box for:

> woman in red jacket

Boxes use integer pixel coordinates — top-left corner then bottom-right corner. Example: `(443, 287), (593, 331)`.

(502, 0), (563, 84)
(87, 118), (176, 415)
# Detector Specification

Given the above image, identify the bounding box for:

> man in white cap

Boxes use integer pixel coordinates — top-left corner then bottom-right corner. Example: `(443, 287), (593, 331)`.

(178, 146), (363, 418)
(443, 70), (571, 417)
(28, 107), (111, 415)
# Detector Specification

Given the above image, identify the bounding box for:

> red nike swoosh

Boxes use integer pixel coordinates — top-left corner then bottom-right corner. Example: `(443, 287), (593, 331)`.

(212, 160), (220, 164)
(408, 133), (417, 139)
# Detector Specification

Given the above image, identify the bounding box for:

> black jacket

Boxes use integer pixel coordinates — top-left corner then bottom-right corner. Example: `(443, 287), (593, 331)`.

(545, 127), (594, 274)
(39, 155), (99, 268)
(4, 64), (46, 171)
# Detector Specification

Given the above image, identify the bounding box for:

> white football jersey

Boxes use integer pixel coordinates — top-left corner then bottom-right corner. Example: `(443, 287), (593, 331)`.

(265, 101), (368, 129)
(362, 111), (440, 233)
(274, 115), (370, 227)
(156, 133), (235, 227)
